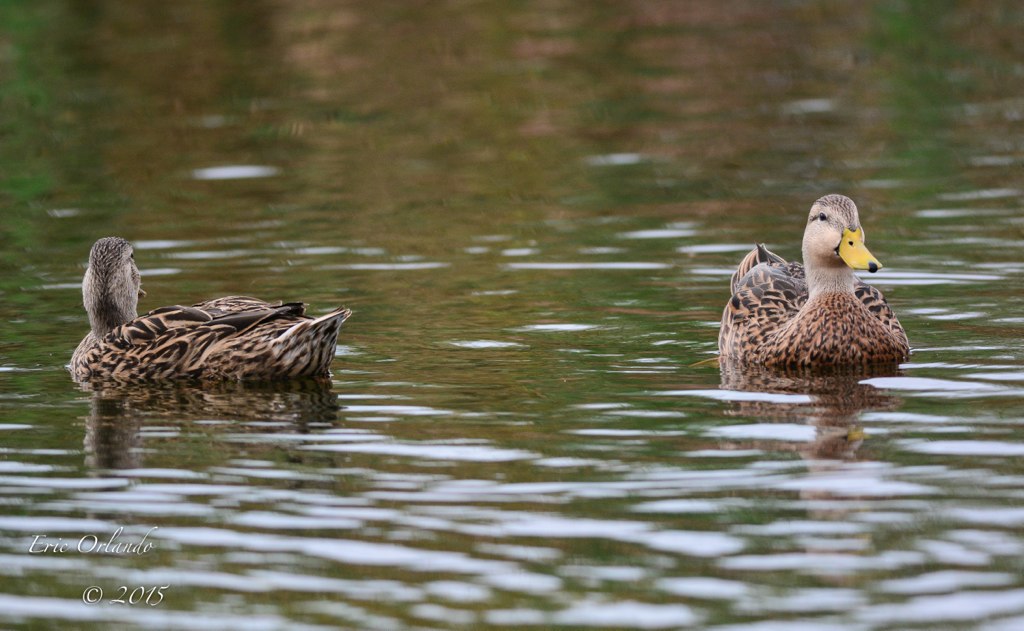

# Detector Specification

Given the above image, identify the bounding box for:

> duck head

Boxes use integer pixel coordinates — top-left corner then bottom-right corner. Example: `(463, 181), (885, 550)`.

(82, 237), (144, 336)
(801, 194), (883, 297)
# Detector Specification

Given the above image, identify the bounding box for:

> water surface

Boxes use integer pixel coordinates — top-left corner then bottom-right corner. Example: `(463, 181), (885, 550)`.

(2, 1), (1024, 629)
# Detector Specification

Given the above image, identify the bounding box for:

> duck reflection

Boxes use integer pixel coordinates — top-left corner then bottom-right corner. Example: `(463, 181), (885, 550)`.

(717, 359), (903, 461)
(82, 379), (339, 469)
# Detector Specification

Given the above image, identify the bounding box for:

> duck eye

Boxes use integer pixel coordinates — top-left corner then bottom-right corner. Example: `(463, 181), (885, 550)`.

(818, 213), (827, 221)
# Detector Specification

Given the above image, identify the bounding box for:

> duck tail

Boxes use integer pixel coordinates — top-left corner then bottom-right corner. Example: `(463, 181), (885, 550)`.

(756, 243), (787, 266)
(275, 307), (353, 378)
(313, 306), (353, 327)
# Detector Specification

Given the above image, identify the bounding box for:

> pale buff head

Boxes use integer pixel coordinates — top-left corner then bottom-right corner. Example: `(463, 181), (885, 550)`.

(82, 237), (144, 336)
(801, 195), (882, 296)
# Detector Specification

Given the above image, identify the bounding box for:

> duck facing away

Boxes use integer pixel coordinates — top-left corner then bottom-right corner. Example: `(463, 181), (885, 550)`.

(718, 194), (909, 368)
(70, 237), (352, 382)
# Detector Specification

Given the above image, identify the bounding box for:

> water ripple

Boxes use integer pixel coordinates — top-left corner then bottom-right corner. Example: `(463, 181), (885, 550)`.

(504, 262), (671, 270)
(302, 442), (538, 462)
(192, 165), (280, 180)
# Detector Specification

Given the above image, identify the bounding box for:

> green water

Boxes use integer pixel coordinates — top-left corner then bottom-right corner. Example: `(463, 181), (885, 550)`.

(2, 1), (1024, 629)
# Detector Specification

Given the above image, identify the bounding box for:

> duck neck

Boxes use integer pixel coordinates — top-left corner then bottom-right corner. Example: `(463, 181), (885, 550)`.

(805, 263), (857, 300)
(83, 271), (137, 337)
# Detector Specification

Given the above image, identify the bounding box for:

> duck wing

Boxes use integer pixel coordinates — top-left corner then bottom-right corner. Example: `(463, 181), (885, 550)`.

(116, 305), (213, 344)
(853, 283), (909, 349)
(729, 243), (795, 294)
(191, 295), (302, 318)
(115, 298), (302, 346)
(719, 244), (807, 358)
(100, 302), (310, 379)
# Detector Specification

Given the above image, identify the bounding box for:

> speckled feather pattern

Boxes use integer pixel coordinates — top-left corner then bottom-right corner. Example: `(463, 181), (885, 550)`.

(70, 237), (354, 382)
(71, 295), (352, 381)
(719, 244), (909, 368)
(71, 295), (351, 382)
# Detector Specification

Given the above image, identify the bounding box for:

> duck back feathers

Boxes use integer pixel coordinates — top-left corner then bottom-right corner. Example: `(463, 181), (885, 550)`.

(71, 295), (351, 381)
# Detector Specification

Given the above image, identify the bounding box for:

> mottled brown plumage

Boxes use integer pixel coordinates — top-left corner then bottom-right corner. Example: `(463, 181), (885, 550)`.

(70, 237), (352, 382)
(718, 195), (909, 368)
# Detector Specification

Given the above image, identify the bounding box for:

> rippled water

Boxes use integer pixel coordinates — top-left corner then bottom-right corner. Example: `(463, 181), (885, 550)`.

(2, 1), (1024, 629)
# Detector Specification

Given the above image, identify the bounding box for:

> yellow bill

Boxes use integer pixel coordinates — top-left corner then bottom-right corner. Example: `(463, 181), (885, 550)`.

(837, 227), (881, 273)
